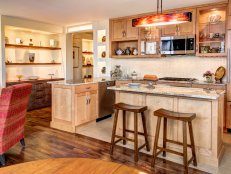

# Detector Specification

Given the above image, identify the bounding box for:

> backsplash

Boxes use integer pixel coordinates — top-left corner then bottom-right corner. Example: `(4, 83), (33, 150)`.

(110, 56), (227, 81)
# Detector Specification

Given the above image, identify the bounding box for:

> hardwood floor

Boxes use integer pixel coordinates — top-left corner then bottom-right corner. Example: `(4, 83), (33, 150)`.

(1, 107), (208, 174)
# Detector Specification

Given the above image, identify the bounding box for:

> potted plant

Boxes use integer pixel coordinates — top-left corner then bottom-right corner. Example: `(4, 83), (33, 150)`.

(203, 71), (214, 83)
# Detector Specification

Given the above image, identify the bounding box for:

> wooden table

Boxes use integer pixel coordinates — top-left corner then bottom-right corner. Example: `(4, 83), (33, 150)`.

(0, 158), (147, 174)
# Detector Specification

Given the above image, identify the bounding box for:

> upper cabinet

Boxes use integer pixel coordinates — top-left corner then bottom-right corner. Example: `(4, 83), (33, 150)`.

(111, 18), (139, 41)
(196, 4), (227, 57)
(109, 2), (228, 59)
(161, 9), (196, 36)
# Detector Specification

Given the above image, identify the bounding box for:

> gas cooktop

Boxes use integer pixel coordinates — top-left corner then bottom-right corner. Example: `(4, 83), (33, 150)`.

(159, 77), (197, 82)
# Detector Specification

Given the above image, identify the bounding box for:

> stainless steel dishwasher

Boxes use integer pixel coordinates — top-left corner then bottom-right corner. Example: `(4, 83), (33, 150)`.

(97, 80), (115, 121)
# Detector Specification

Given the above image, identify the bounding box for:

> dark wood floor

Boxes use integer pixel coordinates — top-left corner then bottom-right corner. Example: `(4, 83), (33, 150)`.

(1, 107), (208, 174)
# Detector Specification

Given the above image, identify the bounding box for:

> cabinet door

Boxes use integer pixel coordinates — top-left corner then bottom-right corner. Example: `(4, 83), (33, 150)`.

(87, 91), (98, 121)
(161, 24), (177, 36)
(229, 1), (231, 16)
(178, 9), (196, 35)
(75, 92), (88, 125)
(226, 102), (231, 129)
(126, 19), (139, 40)
(111, 19), (126, 41)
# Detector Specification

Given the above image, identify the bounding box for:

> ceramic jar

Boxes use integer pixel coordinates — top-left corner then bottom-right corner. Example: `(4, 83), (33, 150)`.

(115, 49), (124, 55)
(124, 47), (131, 55)
(131, 71), (138, 80)
(132, 48), (138, 55)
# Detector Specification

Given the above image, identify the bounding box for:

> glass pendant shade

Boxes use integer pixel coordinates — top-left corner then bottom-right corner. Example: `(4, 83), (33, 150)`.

(132, 12), (192, 27)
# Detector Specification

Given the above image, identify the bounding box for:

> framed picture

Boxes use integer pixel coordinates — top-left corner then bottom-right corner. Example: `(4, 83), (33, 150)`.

(146, 41), (157, 55)
(73, 46), (79, 68)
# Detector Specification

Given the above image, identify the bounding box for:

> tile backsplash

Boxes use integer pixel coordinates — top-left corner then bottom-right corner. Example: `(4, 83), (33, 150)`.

(110, 56), (227, 81)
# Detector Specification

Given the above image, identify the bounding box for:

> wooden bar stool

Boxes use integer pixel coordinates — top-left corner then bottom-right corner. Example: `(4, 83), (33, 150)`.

(151, 108), (197, 173)
(110, 102), (150, 162)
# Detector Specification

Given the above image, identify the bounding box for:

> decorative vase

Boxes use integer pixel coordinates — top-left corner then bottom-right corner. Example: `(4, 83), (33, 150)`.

(132, 48), (138, 55)
(115, 49), (124, 55)
(29, 53), (35, 63)
(102, 36), (106, 42)
(205, 76), (213, 83)
(124, 47), (131, 55)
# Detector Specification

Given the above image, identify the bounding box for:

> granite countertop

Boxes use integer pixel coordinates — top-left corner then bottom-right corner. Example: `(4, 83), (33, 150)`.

(48, 77), (115, 86)
(108, 84), (225, 100)
(116, 78), (227, 86)
(48, 77), (227, 87)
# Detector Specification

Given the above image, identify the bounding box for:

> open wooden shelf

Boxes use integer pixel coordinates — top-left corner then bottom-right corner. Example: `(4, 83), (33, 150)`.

(6, 63), (62, 65)
(5, 44), (61, 50)
(82, 65), (94, 68)
(82, 51), (94, 55)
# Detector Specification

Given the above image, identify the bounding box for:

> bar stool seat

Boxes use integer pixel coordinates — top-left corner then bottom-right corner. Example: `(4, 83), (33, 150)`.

(152, 108), (197, 174)
(110, 102), (150, 162)
(114, 103), (148, 113)
(154, 108), (196, 121)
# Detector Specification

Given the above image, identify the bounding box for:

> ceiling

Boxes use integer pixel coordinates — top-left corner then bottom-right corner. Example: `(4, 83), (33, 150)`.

(0, 0), (226, 26)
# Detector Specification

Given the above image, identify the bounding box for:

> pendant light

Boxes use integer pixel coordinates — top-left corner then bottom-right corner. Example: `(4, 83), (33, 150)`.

(132, 0), (192, 27)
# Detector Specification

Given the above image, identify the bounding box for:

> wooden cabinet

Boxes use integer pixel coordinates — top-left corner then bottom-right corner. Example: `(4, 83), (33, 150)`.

(196, 4), (227, 57)
(74, 83), (98, 126)
(226, 102), (231, 129)
(51, 85), (76, 133)
(75, 90), (98, 126)
(126, 19), (139, 40)
(111, 19), (126, 41)
(229, 0), (231, 16)
(51, 83), (98, 133)
(161, 25), (178, 36)
(6, 78), (63, 111)
(111, 18), (139, 41)
(161, 9), (196, 36)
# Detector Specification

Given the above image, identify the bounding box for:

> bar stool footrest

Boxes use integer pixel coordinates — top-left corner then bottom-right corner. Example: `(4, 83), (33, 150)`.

(166, 139), (192, 148)
(125, 129), (145, 136)
(115, 135), (134, 142)
(157, 146), (184, 156)
(138, 143), (148, 151)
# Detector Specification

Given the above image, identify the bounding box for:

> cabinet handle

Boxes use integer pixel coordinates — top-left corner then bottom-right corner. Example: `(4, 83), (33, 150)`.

(122, 30), (126, 37)
(86, 87), (91, 90)
(89, 98), (91, 104)
(86, 97), (89, 104)
(196, 44), (198, 52)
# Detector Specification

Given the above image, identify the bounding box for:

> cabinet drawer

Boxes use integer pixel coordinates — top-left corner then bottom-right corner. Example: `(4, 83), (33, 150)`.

(75, 83), (98, 94)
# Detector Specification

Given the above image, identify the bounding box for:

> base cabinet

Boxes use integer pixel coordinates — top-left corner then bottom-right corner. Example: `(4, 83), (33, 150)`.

(51, 83), (98, 133)
(75, 90), (98, 126)
(226, 102), (231, 129)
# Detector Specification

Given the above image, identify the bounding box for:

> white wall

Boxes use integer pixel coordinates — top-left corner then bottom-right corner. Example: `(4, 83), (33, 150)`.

(93, 20), (111, 78)
(110, 56), (227, 81)
(0, 15), (5, 86)
(0, 16), (65, 84)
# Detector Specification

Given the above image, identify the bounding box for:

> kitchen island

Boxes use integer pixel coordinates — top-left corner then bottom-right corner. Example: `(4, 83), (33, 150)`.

(49, 78), (115, 133)
(108, 84), (225, 168)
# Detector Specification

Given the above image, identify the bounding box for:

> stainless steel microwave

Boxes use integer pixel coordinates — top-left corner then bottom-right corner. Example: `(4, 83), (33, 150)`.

(160, 35), (195, 55)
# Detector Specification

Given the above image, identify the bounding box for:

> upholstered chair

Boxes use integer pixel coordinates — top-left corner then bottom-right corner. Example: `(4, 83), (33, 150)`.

(0, 83), (32, 165)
